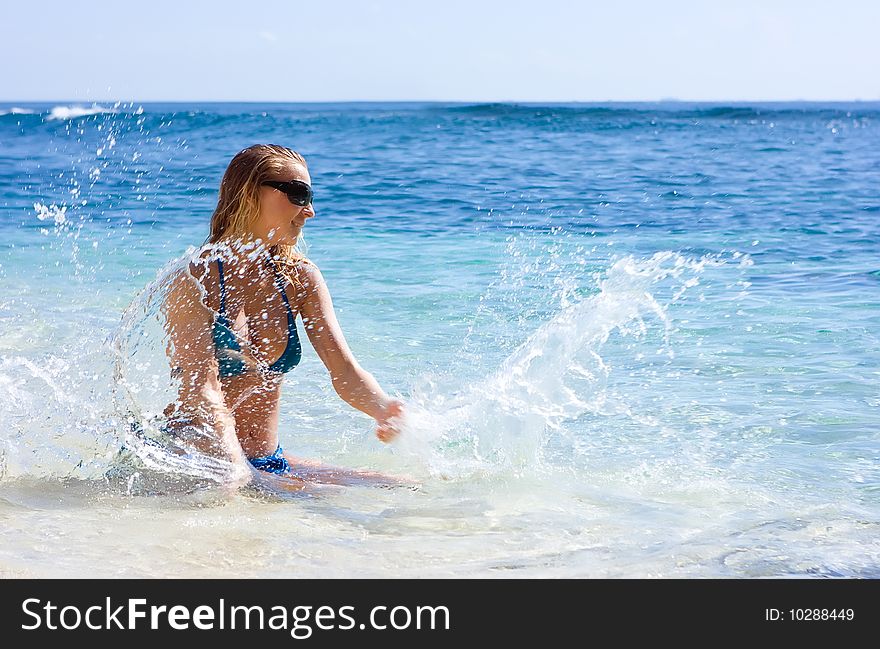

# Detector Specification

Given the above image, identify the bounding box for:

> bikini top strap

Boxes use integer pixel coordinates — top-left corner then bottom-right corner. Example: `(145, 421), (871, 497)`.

(269, 261), (292, 309)
(218, 255), (290, 317)
(217, 258), (227, 315)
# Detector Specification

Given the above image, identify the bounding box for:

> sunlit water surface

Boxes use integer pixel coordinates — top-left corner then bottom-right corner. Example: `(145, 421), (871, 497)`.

(0, 101), (877, 577)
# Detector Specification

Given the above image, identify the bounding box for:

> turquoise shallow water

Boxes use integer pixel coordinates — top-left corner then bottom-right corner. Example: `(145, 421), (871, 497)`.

(0, 101), (878, 577)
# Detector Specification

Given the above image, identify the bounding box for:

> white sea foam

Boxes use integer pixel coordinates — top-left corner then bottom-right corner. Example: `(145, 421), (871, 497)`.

(46, 104), (118, 120)
(0, 107), (35, 116)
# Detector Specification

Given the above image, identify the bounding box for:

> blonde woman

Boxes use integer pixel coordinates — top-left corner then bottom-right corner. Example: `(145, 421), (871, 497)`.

(161, 144), (405, 487)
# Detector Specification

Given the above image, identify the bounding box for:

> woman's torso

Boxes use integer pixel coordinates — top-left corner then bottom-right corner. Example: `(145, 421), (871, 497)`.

(186, 252), (305, 458)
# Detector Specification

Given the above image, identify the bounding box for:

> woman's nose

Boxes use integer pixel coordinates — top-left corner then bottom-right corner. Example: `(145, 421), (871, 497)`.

(303, 203), (316, 218)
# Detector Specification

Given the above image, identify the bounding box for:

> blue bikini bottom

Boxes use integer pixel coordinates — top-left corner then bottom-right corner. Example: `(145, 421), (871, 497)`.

(248, 445), (292, 475)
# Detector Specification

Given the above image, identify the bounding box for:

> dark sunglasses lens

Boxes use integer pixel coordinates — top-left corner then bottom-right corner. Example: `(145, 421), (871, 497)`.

(285, 184), (312, 206)
(286, 190), (310, 206)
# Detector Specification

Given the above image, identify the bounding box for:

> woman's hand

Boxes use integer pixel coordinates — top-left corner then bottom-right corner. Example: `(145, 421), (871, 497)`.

(375, 399), (405, 443)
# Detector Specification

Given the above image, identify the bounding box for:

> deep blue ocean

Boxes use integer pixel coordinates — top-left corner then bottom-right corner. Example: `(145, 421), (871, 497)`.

(0, 101), (877, 577)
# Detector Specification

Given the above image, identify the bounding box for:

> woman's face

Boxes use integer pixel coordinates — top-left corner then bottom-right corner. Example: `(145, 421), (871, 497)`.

(253, 162), (315, 246)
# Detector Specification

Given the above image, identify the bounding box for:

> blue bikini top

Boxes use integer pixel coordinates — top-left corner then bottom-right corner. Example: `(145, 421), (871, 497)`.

(212, 257), (301, 377)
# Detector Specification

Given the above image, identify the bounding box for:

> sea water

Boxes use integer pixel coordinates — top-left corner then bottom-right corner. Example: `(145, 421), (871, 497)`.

(0, 101), (877, 577)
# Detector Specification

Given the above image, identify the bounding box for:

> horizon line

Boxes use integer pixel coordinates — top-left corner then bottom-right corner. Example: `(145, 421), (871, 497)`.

(2, 98), (880, 105)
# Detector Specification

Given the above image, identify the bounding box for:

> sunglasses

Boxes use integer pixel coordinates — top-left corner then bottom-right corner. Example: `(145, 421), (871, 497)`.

(262, 179), (313, 206)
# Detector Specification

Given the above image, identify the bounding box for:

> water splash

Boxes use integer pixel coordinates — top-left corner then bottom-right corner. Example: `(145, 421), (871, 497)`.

(109, 248), (234, 487)
(396, 251), (721, 479)
(0, 352), (117, 481)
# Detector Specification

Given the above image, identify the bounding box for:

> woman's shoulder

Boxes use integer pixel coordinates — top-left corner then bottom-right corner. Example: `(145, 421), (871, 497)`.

(279, 256), (321, 281)
(166, 247), (216, 285)
(277, 257), (326, 306)
(161, 249), (217, 308)
(162, 263), (214, 325)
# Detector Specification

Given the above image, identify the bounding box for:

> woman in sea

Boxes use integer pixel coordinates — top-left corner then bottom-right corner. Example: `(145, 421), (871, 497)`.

(160, 144), (406, 489)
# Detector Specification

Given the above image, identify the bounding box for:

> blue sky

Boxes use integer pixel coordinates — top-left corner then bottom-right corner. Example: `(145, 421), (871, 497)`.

(3, 0), (878, 102)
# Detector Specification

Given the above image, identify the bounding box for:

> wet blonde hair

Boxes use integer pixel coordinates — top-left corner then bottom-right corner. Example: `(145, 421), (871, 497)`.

(207, 144), (312, 283)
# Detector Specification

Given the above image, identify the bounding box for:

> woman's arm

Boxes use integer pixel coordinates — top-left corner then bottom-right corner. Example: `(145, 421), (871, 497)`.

(297, 263), (404, 442)
(161, 263), (249, 466)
